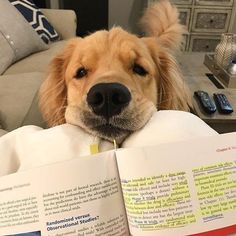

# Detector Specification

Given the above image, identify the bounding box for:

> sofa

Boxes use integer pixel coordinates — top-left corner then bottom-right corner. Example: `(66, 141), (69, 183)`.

(0, 8), (77, 136)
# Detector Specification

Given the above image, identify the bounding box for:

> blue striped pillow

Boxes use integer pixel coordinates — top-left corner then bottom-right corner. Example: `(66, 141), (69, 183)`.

(9, 0), (60, 44)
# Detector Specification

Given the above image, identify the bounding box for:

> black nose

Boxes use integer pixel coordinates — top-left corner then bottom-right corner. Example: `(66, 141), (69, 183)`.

(87, 83), (131, 119)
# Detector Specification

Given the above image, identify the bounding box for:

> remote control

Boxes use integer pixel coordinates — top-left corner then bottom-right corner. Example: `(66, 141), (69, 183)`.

(213, 93), (233, 114)
(194, 91), (216, 114)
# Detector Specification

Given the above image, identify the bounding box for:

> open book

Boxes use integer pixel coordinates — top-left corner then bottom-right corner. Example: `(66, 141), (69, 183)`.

(0, 132), (236, 236)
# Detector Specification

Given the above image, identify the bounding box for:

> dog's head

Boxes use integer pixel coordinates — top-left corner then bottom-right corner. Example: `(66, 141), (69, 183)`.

(39, 1), (192, 143)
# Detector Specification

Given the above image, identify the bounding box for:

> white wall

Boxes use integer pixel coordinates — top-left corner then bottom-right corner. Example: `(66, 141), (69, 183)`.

(109, 0), (147, 34)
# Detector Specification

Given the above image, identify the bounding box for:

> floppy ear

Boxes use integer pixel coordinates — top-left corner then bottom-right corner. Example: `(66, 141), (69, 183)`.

(143, 37), (192, 111)
(39, 38), (80, 127)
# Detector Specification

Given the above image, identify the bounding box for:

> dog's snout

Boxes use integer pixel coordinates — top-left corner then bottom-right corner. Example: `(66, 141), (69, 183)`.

(87, 83), (131, 118)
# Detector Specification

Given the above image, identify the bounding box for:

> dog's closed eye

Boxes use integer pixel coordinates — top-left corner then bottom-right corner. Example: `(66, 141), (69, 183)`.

(75, 67), (88, 79)
(132, 63), (148, 76)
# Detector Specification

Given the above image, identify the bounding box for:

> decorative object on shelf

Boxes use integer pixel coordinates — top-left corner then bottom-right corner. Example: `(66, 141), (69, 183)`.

(214, 33), (236, 69)
(204, 54), (236, 88)
(227, 58), (236, 75)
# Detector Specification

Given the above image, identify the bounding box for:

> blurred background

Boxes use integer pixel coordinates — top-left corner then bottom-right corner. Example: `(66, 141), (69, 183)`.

(34, 0), (236, 52)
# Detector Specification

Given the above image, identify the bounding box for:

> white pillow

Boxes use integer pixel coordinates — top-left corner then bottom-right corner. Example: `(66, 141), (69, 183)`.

(0, 111), (218, 176)
(122, 110), (218, 148)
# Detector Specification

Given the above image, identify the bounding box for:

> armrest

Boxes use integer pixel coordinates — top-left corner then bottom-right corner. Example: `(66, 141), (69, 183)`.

(41, 9), (77, 40)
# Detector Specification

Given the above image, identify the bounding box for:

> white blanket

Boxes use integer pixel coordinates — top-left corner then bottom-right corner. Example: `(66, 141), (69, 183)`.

(0, 111), (218, 177)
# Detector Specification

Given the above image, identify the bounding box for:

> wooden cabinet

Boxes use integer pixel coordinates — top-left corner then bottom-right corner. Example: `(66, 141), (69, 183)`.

(148, 0), (236, 52)
(195, 0), (233, 6)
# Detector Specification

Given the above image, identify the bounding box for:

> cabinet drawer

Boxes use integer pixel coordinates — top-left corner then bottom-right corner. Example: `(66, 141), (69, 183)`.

(171, 0), (193, 4)
(189, 35), (220, 52)
(195, 0), (233, 6)
(192, 9), (231, 33)
(178, 8), (191, 30)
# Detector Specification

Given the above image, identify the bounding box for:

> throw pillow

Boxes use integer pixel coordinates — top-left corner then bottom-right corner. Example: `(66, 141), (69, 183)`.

(9, 0), (60, 44)
(0, 0), (48, 75)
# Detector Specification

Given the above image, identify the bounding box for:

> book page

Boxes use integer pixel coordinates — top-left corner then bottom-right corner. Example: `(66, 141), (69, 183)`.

(0, 151), (129, 236)
(116, 132), (236, 236)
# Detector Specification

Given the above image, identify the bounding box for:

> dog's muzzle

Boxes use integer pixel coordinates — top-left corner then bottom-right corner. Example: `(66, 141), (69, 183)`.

(87, 83), (131, 120)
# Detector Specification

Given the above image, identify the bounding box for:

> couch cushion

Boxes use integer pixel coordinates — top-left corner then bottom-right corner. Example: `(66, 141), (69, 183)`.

(9, 0), (60, 44)
(0, 0), (48, 75)
(0, 72), (46, 131)
(3, 40), (66, 75)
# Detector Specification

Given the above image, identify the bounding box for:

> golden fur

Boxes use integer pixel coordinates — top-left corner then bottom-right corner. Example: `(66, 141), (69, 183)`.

(39, 0), (192, 143)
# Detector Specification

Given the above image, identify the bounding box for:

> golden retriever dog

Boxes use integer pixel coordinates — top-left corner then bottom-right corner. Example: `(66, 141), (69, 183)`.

(39, 0), (192, 144)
